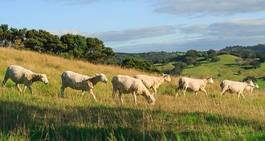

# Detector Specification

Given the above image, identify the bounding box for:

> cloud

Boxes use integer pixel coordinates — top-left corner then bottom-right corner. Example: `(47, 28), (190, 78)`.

(115, 36), (265, 53)
(153, 0), (265, 15)
(180, 18), (265, 37)
(50, 18), (265, 53)
(49, 29), (89, 36)
(91, 25), (177, 42)
(114, 18), (265, 52)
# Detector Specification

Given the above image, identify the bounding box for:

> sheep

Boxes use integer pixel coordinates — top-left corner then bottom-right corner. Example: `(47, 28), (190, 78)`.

(60, 71), (108, 101)
(111, 75), (155, 105)
(177, 76), (214, 96)
(2, 65), (48, 94)
(133, 74), (171, 95)
(220, 80), (258, 98)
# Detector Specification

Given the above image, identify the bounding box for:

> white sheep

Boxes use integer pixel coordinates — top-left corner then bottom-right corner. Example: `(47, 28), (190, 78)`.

(111, 75), (155, 105)
(2, 65), (48, 94)
(220, 80), (258, 98)
(60, 71), (108, 101)
(134, 74), (171, 94)
(177, 76), (214, 96)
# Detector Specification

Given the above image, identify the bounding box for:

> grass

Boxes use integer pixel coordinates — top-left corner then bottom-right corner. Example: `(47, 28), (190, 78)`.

(0, 48), (265, 140)
(182, 55), (265, 89)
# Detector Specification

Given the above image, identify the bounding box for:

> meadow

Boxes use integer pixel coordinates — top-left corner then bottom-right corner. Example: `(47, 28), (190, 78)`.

(0, 48), (265, 140)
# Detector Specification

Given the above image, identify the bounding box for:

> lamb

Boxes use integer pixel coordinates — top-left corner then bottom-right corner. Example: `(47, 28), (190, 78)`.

(220, 80), (258, 98)
(133, 74), (171, 94)
(60, 71), (108, 101)
(2, 65), (48, 94)
(177, 76), (214, 96)
(111, 75), (155, 105)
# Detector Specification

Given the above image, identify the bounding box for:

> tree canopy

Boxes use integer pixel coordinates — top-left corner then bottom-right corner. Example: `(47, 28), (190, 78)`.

(0, 24), (115, 64)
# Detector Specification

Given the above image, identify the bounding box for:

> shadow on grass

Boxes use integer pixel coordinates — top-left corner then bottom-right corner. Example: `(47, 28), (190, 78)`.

(0, 100), (265, 140)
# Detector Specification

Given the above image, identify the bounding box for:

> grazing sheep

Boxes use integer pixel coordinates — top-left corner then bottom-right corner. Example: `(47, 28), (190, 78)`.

(111, 75), (155, 105)
(220, 80), (258, 98)
(134, 74), (171, 94)
(60, 71), (108, 101)
(177, 76), (214, 96)
(2, 65), (48, 94)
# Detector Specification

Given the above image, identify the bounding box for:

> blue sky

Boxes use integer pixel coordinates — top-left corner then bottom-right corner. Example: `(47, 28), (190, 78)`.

(1, 0), (265, 52)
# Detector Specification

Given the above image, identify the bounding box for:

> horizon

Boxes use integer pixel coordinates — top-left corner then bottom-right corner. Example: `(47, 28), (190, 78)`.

(1, 0), (265, 53)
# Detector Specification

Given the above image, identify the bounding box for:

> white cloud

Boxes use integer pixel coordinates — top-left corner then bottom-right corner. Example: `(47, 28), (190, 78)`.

(114, 18), (265, 52)
(91, 25), (177, 42)
(153, 0), (265, 15)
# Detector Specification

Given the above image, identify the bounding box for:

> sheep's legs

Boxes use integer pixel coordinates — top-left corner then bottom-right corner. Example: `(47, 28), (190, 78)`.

(152, 87), (157, 95)
(28, 86), (33, 94)
(175, 87), (181, 97)
(23, 86), (27, 93)
(238, 92), (245, 99)
(132, 92), (137, 105)
(183, 87), (187, 96)
(201, 88), (208, 96)
(16, 84), (22, 93)
(119, 93), (124, 104)
(242, 93), (246, 98)
(112, 89), (117, 99)
(60, 86), (65, 97)
(81, 91), (85, 96)
(89, 89), (97, 102)
(220, 88), (227, 96)
(2, 75), (8, 87)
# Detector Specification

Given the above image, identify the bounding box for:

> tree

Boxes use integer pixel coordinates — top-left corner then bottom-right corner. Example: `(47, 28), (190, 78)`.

(121, 57), (155, 71)
(184, 50), (198, 65)
(170, 62), (187, 75)
(249, 59), (261, 69)
(23, 38), (44, 51)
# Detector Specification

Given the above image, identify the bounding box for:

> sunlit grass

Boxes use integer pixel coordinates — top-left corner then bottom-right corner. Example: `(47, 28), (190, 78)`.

(0, 48), (265, 140)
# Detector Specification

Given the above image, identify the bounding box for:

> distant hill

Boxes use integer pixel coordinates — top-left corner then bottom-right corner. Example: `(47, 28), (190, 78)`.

(220, 44), (265, 53)
(115, 52), (184, 64)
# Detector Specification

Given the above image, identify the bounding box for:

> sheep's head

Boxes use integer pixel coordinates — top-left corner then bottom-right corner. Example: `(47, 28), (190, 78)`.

(147, 94), (156, 105)
(162, 74), (171, 82)
(143, 90), (156, 105)
(246, 80), (255, 88)
(207, 77), (214, 84)
(96, 73), (108, 83)
(39, 74), (49, 84)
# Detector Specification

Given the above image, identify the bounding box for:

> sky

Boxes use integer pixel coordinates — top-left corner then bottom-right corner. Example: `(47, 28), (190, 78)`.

(1, 0), (265, 53)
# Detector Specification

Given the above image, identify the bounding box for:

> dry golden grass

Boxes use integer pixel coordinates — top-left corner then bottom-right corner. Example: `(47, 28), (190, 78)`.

(0, 47), (265, 140)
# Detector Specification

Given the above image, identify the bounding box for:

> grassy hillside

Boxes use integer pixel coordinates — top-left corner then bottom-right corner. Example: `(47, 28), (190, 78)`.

(182, 55), (265, 89)
(0, 48), (265, 140)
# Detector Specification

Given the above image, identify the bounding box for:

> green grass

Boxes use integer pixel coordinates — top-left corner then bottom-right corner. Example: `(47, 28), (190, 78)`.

(1, 48), (265, 140)
(182, 55), (265, 89)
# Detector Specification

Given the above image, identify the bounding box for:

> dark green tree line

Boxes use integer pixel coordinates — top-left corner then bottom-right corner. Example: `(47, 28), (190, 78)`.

(0, 24), (115, 64)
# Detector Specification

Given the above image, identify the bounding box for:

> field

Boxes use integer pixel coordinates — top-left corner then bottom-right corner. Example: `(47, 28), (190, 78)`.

(157, 54), (265, 89)
(0, 48), (265, 140)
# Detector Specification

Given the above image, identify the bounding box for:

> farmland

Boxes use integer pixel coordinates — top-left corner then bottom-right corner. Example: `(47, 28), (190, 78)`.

(0, 48), (265, 140)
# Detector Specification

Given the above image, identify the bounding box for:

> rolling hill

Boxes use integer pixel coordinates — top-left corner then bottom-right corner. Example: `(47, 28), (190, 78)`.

(0, 48), (265, 140)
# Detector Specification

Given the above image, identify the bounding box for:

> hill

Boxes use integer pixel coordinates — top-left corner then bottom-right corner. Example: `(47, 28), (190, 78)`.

(0, 48), (265, 140)
(182, 54), (265, 88)
(220, 44), (265, 54)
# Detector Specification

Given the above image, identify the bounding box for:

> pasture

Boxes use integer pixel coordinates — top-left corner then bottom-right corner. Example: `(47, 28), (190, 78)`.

(0, 48), (265, 140)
